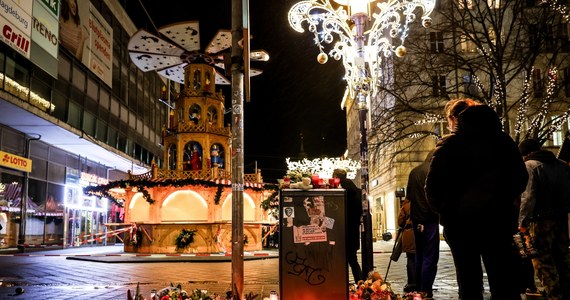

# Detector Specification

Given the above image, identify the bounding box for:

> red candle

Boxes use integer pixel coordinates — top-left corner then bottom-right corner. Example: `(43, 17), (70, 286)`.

(311, 174), (320, 187)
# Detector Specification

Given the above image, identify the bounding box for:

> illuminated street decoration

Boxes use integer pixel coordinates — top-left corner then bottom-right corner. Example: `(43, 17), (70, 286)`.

(288, 0), (436, 276)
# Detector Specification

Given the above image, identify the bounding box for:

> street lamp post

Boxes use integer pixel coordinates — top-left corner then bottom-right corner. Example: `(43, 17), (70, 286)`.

(288, 0), (435, 276)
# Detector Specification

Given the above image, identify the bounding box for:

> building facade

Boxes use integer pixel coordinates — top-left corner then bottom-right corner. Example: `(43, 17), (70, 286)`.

(346, 0), (570, 237)
(0, 0), (167, 250)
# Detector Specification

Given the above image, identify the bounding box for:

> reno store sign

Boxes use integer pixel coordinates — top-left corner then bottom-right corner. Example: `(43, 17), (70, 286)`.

(0, 0), (32, 58)
(0, 150), (32, 173)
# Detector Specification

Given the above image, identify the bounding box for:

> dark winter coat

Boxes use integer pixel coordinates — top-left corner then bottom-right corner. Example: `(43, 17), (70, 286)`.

(406, 154), (439, 225)
(425, 105), (528, 228)
(519, 149), (570, 227)
(341, 178), (362, 253)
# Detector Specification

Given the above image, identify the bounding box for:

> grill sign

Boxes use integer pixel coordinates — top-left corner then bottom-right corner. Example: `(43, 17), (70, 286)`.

(0, 151), (32, 172)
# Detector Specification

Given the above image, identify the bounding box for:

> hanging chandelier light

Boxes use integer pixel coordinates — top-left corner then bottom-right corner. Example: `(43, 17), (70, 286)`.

(288, 0), (436, 276)
(288, 0), (435, 101)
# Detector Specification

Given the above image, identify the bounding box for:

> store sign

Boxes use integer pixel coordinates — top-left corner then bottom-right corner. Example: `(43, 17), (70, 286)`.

(80, 172), (108, 185)
(0, 150), (32, 172)
(31, 0), (58, 58)
(0, 0), (32, 58)
(39, 0), (58, 16)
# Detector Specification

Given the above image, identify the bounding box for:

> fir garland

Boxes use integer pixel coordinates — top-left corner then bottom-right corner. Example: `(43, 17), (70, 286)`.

(214, 185), (223, 205)
(175, 228), (197, 250)
(84, 178), (279, 207)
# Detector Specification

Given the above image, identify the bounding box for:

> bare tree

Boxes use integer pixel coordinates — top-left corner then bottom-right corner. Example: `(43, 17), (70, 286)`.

(368, 0), (570, 161)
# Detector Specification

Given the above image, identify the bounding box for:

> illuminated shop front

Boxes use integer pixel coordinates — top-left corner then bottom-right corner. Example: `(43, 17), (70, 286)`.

(0, 125), (125, 250)
(64, 169), (109, 247)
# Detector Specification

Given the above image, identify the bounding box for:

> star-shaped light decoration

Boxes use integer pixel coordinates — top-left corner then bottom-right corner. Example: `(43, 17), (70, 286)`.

(128, 21), (269, 85)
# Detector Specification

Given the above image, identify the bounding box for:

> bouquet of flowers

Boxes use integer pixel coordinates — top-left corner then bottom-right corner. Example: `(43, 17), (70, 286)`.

(349, 272), (401, 300)
(127, 283), (260, 300)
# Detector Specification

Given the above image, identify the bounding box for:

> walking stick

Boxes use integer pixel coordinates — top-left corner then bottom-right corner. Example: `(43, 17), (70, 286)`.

(385, 227), (403, 282)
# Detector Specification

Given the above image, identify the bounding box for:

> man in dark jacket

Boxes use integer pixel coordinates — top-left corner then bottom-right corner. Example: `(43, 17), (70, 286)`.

(333, 168), (363, 283)
(406, 150), (439, 297)
(518, 139), (570, 299)
(425, 103), (528, 300)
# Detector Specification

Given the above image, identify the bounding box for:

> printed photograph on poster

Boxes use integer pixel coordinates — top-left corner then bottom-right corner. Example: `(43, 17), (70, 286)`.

(293, 196), (327, 243)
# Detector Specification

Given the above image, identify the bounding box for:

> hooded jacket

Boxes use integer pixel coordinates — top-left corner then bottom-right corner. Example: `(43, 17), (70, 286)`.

(519, 149), (570, 227)
(425, 105), (528, 228)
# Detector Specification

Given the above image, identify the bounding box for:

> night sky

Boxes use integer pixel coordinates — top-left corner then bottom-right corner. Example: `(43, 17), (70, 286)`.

(121, 0), (348, 182)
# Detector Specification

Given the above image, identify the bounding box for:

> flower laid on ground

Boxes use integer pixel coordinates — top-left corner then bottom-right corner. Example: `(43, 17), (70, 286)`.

(349, 271), (401, 300)
(127, 283), (259, 300)
(175, 229), (197, 250)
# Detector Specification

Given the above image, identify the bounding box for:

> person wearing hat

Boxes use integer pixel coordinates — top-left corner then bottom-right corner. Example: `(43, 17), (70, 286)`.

(518, 138), (570, 299)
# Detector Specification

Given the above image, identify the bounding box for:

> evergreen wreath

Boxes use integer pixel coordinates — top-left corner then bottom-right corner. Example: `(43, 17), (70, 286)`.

(84, 178), (279, 207)
(175, 228), (197, 250)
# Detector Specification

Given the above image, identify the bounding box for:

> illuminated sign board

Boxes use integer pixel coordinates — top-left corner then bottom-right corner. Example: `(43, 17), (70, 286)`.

(0, 150), (32, 172)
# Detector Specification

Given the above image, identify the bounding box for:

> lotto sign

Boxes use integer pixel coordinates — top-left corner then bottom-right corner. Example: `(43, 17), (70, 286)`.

(0, 150), (32, 172)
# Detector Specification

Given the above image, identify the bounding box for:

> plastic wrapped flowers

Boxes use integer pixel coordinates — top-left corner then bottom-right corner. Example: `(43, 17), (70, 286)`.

(127, 282), (260, 300)
(349, 271), (400, 300)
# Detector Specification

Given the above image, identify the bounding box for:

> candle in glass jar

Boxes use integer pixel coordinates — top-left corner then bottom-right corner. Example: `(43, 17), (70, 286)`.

(311, 174), (320, 187)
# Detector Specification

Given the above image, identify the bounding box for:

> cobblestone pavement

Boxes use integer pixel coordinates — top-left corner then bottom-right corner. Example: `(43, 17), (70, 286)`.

(0, 241), (523, 299)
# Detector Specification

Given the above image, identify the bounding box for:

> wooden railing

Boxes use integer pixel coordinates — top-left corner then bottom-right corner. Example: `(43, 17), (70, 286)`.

(128, 165), (263, 183)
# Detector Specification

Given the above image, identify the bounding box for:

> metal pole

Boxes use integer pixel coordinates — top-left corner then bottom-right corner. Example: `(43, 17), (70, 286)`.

(353, 13), (374, 277)
(231, 0), (245, 298)
(18, 134), (41, 253)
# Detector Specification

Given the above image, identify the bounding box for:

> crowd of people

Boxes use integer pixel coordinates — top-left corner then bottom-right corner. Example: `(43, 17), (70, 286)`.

(391, 98), (570, 299)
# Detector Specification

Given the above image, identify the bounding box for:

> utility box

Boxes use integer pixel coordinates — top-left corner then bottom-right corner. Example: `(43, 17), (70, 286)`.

(279, 189), (348, 300)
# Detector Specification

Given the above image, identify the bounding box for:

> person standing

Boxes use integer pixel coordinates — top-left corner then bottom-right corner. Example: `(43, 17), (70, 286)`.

(406, 150), (439, 297)
(425, 102), (528, 300)
(397, 198), (416, 293)
(518, 139), (570, 299)
(333, 168), (363, 283)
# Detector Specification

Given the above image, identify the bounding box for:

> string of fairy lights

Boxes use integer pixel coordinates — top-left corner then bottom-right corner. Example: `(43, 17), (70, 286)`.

(285, 157), (360, 181)
(548, 0), (570, 22)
